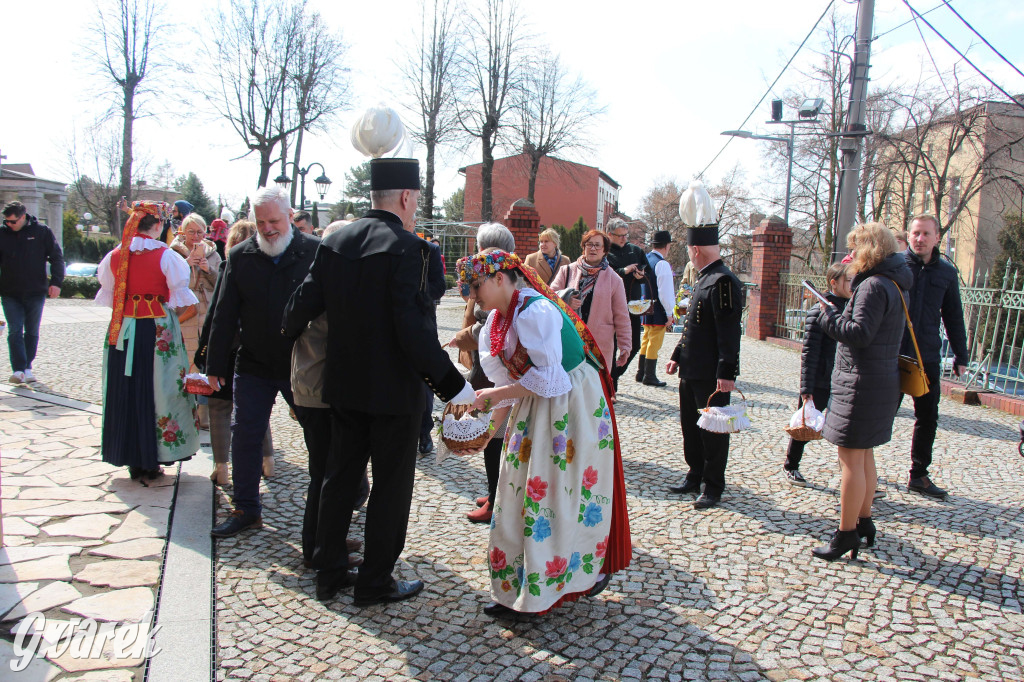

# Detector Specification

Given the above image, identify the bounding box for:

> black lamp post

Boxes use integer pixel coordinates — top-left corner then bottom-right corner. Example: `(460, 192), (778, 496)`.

(274, 161), (332, 210)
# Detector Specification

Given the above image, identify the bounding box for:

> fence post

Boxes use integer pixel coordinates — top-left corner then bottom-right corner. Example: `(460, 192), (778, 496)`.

(502, 199), (540, 255)
(746, 216), (792, 340)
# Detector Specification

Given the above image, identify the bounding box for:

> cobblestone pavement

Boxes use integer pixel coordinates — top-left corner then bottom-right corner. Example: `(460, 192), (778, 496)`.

(5, 297), (1024, 681)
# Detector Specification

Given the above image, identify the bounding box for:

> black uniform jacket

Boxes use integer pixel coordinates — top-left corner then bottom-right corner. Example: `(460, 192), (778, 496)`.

(207, 228), (319, 381)
(670, 259), (743, 381)
(282, 209), (466, 416)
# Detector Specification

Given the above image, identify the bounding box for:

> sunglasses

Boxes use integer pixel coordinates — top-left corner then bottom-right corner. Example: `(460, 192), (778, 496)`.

(3, 218), (21, 226)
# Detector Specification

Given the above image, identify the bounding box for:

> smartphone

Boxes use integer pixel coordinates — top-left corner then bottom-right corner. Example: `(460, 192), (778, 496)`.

(460, 282), (470, 297)
(802, 280), (834, 308)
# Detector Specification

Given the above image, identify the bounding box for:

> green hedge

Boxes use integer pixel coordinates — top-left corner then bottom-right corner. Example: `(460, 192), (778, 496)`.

(59, 276), (102, 299)
(445, 274), (456, 290)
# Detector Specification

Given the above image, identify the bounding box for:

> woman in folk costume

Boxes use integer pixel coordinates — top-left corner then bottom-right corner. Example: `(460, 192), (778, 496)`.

(96, 201), (201, 481)
(454, 250), (631, 617)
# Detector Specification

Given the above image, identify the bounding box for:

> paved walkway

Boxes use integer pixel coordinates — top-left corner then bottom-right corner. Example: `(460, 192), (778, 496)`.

(2, 297), (1023, 681)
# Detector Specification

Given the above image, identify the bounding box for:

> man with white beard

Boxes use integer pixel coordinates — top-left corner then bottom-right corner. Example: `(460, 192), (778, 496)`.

(206, 186), (320, 538)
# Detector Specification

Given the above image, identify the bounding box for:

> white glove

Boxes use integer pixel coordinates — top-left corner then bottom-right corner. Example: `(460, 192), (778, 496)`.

(449, 381), (476, 406)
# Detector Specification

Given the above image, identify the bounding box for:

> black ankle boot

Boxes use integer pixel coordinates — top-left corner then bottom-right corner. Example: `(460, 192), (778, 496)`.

(635, 360), (646, 383)
(811, 529), (860, 561)
(856, 517), (876, 547)
(642, 358), (666, 387)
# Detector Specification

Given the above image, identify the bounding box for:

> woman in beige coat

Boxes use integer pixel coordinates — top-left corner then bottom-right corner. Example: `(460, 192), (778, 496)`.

(171, 214), (222, 368)
(523, 228), (570, 285)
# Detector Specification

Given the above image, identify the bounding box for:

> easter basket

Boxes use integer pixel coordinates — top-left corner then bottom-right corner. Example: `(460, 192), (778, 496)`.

(439, 403), (492, 453)
(696, 388), (751, 434)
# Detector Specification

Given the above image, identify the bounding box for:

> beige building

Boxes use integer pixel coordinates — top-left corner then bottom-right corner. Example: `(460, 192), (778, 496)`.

(0, 163), (68, 248)
(878, 99), (1024, 280)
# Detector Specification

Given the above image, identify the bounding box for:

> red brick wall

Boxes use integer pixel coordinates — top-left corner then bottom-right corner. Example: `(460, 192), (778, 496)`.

(503, 202), (541, 255)
(463, 154), (602, 231)
(746, 217), (793, 340)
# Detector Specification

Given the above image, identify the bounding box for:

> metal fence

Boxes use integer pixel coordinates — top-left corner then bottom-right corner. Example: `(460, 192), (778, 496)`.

(776, 273), (827, 340)
(776, 263), (1024, 398)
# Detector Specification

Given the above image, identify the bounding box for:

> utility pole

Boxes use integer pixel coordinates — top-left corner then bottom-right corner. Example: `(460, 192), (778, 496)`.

(833, 0), (875, 261)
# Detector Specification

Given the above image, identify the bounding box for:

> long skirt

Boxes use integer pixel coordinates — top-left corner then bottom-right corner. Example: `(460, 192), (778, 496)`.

(101, 314), (200, 468)
(488, 359), (631, 612)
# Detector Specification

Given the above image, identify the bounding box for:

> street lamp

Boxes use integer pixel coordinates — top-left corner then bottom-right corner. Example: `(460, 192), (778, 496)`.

(274, 161), (332, 210)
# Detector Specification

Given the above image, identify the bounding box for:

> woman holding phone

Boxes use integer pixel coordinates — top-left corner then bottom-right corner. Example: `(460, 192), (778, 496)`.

(170, 214), (222, 369)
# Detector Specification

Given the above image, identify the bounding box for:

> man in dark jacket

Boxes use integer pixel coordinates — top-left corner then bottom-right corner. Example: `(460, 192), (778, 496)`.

(606, 218), (648, 390)
(666, 183), (743, 510)
(418, 238), (447, 454)
(283, 157), (474, 607)
(206, 187), (320, 537)
(0, 201), (64, 384)
(901, 214), (968, 499)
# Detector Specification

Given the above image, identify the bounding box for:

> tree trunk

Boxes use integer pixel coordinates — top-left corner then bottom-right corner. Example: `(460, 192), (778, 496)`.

(257, 147), (275, 188)
(527, 153), (541, 204)
(424, 134), (436, 222)
(117, 86), (135, 239)
(292, 126), (305, 208)
(481, 132), (494, 222)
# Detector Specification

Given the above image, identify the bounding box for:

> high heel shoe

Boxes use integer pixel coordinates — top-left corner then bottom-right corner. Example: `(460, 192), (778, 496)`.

(811, 529), (860, 561)
(857, 517), (876, 547)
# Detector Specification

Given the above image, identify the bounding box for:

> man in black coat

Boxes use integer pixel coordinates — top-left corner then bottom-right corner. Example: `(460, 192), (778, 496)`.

(283, 157), (474, 606)
(0, 201), (64, 385)
(665, 183), (743, 510)
(901, 214), (968, 500)
(206, 187), (320, 538)
(606, 217), (648, 390)
(418, 238), (447, 454)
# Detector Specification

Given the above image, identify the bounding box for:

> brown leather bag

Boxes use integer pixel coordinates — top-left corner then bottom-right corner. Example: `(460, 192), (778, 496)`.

(887, 277), (930, 397)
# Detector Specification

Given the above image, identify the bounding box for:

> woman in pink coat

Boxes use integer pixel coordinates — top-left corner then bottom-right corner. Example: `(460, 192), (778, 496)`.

(551, 230), (632, 386)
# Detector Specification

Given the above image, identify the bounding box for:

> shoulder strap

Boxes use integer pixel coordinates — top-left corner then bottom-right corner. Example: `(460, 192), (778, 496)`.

(884, 276), (926, 368)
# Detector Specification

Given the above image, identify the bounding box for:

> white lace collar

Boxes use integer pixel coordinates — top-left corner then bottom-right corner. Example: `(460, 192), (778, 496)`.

(129, 236), (167, 252)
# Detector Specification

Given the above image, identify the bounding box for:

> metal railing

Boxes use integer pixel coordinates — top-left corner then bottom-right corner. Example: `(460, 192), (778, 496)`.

(776, 273), (827, 340)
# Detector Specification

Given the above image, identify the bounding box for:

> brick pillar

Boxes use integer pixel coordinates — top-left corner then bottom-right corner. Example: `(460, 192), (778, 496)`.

(746, 216), (792, 340)
(503, 199), (540, 255)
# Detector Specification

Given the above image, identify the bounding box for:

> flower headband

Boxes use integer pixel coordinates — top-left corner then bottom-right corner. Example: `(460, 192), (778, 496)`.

(456, 250), (523, 285)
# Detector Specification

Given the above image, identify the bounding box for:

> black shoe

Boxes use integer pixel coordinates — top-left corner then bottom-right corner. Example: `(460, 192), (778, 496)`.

(642, 358), (666, 387)
(908, 476), (948, 499)
(128, 466), (145, 481)
(418, 434), (434, 455)
(316, 568), (359, 602)
(857, 517), (876, 547)
(211, 510), (262, 538)
(483, 601), (517, 617)
(811, 529), (860, 561)
(693, 492), (720, 510)
(353, 579), (424, 607)
(588, 574), (612, 597)
(668, 479), (701, 495)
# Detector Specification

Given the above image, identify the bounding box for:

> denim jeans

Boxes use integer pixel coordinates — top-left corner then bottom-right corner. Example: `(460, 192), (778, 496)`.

(230, 372), (294, 515)
(2, 294), (46, 373)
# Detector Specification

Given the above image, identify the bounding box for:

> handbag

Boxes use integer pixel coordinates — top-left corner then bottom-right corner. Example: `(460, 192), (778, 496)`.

(887, 277), (930, 398)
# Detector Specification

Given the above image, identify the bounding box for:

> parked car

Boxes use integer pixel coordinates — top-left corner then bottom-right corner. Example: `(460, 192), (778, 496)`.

(963, 361), (1024, 396)
(66, 263), (99, 277)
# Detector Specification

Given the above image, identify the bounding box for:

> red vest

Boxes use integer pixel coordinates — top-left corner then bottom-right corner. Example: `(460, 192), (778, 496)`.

(110, 247), (170, 318)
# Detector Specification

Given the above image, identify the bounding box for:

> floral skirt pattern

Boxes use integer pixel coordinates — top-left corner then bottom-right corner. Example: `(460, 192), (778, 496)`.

(101, 314), (200, 468)
(489, 360), (615, 612)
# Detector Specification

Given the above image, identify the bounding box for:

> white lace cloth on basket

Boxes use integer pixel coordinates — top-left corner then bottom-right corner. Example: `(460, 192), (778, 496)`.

(437, 411), (491, 462)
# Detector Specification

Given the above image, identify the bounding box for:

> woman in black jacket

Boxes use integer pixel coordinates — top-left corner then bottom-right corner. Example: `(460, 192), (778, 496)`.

(783, 262), (851, 486)
(813, 224), (913, 561)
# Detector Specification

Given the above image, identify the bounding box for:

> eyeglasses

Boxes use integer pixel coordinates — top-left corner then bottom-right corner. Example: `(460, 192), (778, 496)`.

(584, 242), (604, 250)
(610, 232), (628, 238)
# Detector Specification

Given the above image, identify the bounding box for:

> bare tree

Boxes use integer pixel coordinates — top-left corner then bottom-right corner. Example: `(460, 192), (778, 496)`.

(401, 0), (463, 222)
(83, 0), (165, 226)
(200, 0), (305, 187)
(458, 0), (528, 221)
(65, 125), (144, 232)
(286, 9), (350, 207)
(512, 51), (604, 205)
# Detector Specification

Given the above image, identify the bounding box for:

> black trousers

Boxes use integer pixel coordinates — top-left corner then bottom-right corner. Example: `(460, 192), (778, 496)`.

(784, 386), (831, 470)
(315, 407), (420, 592)
(611, 313), (643, 387)
(420, 383), (434, 440)
(484, 436), (502, 505)
(907, 361), (942, 480)
(679, 378), (731, 496)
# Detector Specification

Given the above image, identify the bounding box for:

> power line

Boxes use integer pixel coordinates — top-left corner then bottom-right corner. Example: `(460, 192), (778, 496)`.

(903, 0), (1024, 112)
(872, 2), (944, 40)
(697, 0), (836, 180)
(940, 0), (1024, 83)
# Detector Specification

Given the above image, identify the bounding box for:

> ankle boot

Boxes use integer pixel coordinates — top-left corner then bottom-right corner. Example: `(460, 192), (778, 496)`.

(857, 517), (876, 547)
(811, 529), (860, 561)
(635, 359), (646, 383)
(642, 358), (666, 387)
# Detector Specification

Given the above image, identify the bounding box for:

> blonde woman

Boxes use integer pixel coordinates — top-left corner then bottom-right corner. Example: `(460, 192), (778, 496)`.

(524, 228), (569, 285)
(171, 214), (222, 368)
(812, 223), (912, 561)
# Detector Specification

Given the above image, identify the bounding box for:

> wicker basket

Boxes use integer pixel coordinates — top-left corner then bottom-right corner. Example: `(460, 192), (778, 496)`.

(184, 373), (215, 396)
(784, 406), (823, 442)
(440, 403), (492, 453)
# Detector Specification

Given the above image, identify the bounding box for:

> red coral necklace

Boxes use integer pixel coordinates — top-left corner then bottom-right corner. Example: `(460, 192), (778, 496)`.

(489, 289), (521, 357)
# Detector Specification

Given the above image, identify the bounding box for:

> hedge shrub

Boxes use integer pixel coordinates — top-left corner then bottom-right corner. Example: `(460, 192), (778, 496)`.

(59, 276), (102, 299)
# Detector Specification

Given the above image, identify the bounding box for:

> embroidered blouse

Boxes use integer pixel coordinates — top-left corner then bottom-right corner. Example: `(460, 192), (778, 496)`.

(95, 237), (198, 309)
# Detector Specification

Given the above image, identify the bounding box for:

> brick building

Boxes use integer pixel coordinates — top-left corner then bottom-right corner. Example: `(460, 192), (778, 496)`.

(460, 153), (620, 231)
